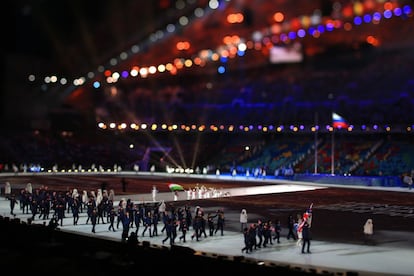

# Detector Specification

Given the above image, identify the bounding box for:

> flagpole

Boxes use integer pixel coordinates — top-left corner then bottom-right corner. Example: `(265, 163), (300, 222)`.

(314, 112), (318, 174)
(331, 128), (335, 175)
(331, 112), (348, 176)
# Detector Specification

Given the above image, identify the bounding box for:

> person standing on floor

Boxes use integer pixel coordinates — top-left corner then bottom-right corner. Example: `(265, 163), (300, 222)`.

(184, 205), (192, 231)
(301, 221), (311, 254)
(262, 220), (273, 247)
(152, 185), (158, 202)
(241, 227), (251, 253)
(214, 209), (225, 236)
(273, 219), (282, 243)
(248, 223), (258, 251)
(141, 211), (153, 237)
(71, 198), (80, 225)
(91, 208), (98, 233)
(162, 217), (174, 245)
(9, 193), (18, 216)
(363, 218), (374, 245)
(108, 206), (116, 232)
(207, 212), (217, 236)
(121, 211), (131, 242)
(287, 214), (297, 240)
(178, 217), (188, 242)
(240, 209), (248, 232)
(151, 211), (160, 237)
(296, 213), (303, 246)
(191, 211), (203, 241)
(5, 182), (12, 198)
(256, 219), (264, 248)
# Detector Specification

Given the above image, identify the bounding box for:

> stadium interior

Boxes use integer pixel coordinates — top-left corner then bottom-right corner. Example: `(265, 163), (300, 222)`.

(1, 2), (414, 275)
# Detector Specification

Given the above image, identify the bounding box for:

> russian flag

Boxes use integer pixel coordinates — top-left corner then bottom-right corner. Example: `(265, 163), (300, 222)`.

(332, 112), (348, 129)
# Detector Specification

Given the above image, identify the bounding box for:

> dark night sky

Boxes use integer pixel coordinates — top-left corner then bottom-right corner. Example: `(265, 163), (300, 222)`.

(4, 0), (168, 76)
(7, 1), (102, 59)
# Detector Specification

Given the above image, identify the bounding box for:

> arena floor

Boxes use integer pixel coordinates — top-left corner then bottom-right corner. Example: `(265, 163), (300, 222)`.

(1, 172), (413, 275)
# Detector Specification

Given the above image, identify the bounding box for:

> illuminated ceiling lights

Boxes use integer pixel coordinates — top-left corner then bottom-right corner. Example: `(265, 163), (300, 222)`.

(29, 1), (413, 91)
(96, 122), (413, 134)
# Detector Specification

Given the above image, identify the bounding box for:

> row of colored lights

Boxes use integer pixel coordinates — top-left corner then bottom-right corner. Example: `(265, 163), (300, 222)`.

(97, 122), (413, 133)
(28, 0), (226, 90)
(29, 1), (412, 91)
(92, 3), (413, 88)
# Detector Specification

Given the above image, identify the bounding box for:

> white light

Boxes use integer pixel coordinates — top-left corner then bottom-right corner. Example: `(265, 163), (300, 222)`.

(179, 16), (189, 26)
(131, 45), (140, 53)
(194, 8), (204, 18)
(166, 24), (175, 33)
(87, 71), (95, 79)
(110, 58), (118, 66)
(209, 0), (219, 10)
(130, 69), (138, 77)
(120, 52), (128, 60)
(148, 66), (157, 74)
(238, 43), (247, 51)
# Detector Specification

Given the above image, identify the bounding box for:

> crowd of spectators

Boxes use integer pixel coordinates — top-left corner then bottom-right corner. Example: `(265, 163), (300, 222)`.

(0, 129), (412, 180)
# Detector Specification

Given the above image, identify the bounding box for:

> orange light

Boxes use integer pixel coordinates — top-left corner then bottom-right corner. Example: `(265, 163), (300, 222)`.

(273, 12), (284, 23)
(366, 35), (379, 46)
(223, 36), (232, 45)
(227, 13), (244, 24)
(176, 41), (191, 50)
(193, 57), (202, 65)
(384, 2), (393, 11)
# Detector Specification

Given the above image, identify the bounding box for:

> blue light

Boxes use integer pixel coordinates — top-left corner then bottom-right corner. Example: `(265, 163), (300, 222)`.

(280, 33), (288, 42)
(29, 165), (42, 172)
(217, 66), (226, 74)
(383, 10), (393, 19)
(373, 12), (381, 21)
(317, 25), (325, 33)
(288, 31), (296, 40)
(218, 66), (226, 74)
(220, 56), (228, 63)
(93, 81), (101, 89)
(308, 27), (315, 36)
(363, 14), (372, 23)
(121, 71), (129, 78)
(237, 50), (245, 56)
(353, 16), (362, 25)
(393, 8), (402, 17)
(297, 29), (306, 38)
(403, 5), (412, 15)
(325, 22), (334, 32)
